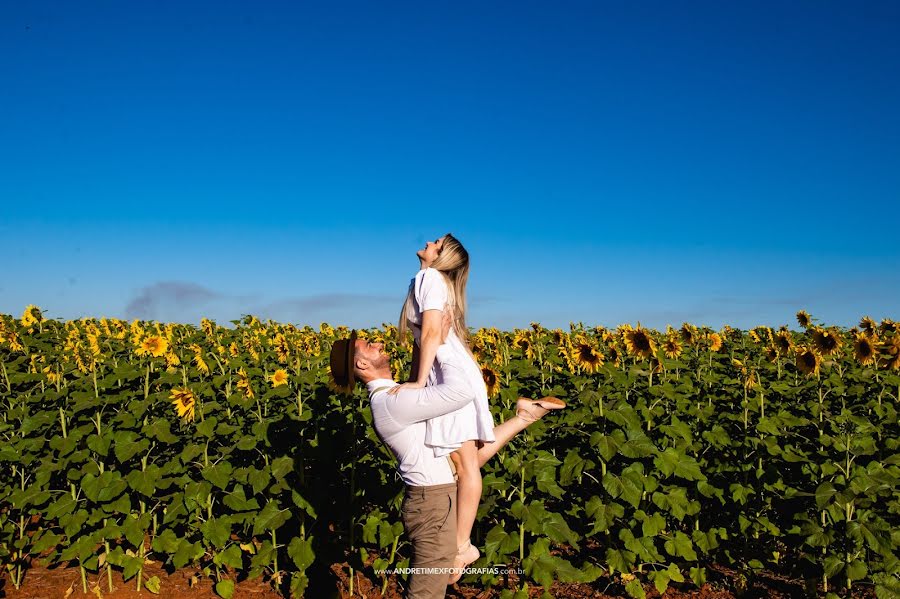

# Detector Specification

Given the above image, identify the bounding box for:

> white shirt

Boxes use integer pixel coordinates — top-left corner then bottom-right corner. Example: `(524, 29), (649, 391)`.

(367, 356), (475, 486)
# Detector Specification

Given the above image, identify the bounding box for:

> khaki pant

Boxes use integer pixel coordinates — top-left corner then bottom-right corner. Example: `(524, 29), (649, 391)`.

(401, 481), (457, 599)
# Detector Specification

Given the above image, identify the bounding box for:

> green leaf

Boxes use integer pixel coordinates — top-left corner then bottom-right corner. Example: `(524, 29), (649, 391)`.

(625, 578), (646, 598)
(585, 496), (624, 534)
(664, 531), (697, 561)
(815, 482), (837, 509)
(591, 429), (624, 461)
(196, 416), (219, 438)
(144, 575), (161, 594)
(252, 500), (289, 536)
(215, 579), (235, 599)
(201, 516), (232, 549)
(143, 418), (178, 444)
(223, 485), (260, 512)
(606, 547), (635, 574)
(291, 489), (317, 518)
(846, 559), (867, 582)
(270, 456), (294, 480)
(202, 462), (234, 490)
(248, 467), (271, 495)
(214, 545), (243, 570)
(113, 431), (149, 463)
(288, 536), (315, 571)
(151, 529), (180, 554)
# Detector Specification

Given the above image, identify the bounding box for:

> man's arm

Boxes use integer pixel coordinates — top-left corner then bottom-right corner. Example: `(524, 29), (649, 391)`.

(377, 359), (473, 426)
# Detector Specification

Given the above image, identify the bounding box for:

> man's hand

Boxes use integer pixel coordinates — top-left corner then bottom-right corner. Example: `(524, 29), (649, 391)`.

(387, 380), (425, 395)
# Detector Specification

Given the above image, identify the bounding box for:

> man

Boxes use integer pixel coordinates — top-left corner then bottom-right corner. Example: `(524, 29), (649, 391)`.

(329, 317), (565, 599)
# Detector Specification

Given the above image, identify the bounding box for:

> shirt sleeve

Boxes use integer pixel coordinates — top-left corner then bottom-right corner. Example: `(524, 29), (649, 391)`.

(415, 268), (449, 313)
(376, 362), (474, 426)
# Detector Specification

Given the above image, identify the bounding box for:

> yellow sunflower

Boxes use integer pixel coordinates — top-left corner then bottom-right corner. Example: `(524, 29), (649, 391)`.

(764, 345), (779, 363)
(574, 342), (604, 373)
(140, 335), (169, 358)
(270, 368), (289, 388)
(236, 367), (255, 399)
(513, 330), (535, 360)
(774, 330), (793, 355)
(170, 388), (196, 422)
(707, 332), (723, 353)
(858, 316), (876, 335)
(624, 326), (656, 360)
(883, 335), (900, 370)
(189, 343), (210, 375)
(663, 333), (682, 359)
(165, 351), (181, 369)
(201, 317), (216, 338)
(21, 305), (42, 328)
(732, 358), (757, 391)
(795, 346), (821, 377)
(607, 344), (622, 368)
(811, 327), (843, 357)
(853, 333), (878, 366)
(679, 323), (697, 345)
(796, 310), (812, 328)
(481, 366), (501, 398)
(43, 365), (61, 384)
(878, 319), (896, 334)
(272, 333), (290, 364)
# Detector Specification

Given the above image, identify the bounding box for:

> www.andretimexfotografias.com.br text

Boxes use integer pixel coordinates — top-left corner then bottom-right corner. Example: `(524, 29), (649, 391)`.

(374, 566), (525, 575)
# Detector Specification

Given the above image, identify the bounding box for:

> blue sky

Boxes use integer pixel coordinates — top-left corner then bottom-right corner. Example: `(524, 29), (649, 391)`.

(2, 1), (898, 330)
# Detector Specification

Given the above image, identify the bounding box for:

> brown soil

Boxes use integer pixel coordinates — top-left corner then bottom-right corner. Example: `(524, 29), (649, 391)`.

(0, 559), (283, 599)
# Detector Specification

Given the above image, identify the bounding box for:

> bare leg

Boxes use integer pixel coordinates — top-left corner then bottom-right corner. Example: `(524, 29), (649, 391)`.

(447, 397), (563, 585)
(476, 401), (552, 467)
(449, 441), (481, 551)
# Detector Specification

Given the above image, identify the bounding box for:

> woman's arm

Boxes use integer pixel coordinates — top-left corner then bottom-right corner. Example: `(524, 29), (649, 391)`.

(413, 308), (443, 386)
(390, 307), (454, 394)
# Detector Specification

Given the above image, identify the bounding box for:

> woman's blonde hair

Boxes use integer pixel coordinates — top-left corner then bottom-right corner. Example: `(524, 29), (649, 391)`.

(398, 233), (472, 349)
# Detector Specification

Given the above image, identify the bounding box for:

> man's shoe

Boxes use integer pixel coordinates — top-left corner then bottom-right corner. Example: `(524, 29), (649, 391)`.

(515, 396), (567, 423)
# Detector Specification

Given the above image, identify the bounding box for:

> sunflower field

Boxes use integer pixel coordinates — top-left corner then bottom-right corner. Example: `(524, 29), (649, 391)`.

(0, 306), (898, 598)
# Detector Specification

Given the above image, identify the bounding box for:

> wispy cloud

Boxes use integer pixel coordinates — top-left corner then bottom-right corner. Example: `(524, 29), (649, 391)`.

(125, 282), (227, 320)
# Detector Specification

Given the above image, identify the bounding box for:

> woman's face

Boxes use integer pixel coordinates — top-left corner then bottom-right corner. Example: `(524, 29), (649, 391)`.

(417, 236), (445, 267)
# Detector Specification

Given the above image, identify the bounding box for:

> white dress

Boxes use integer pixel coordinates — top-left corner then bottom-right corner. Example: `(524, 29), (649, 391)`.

(405, 268), (496, 457)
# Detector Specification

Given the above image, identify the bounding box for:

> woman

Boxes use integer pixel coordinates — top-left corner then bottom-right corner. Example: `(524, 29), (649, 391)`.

(389, 233), (564, 583)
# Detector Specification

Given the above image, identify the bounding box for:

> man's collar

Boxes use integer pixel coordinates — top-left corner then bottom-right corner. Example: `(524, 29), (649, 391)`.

(366, 378), (398, 396)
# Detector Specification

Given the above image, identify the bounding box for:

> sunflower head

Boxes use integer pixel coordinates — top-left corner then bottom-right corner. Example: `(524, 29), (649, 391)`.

(796, 310), (812, 328)
(707, 333), (723, 353)
(170, 387), (196, 422)
(859, 316), (876, 334)
(574, 343), (605, 373)
(141, 335), (169, 358)
(853, 333), (878, 366)
(679, 323), (697, 345)
(811, 327), (843, 357)
(21, 305), (43, 328)
(884, 335), (900, 370)
(270, 368), (289, 388)
(795, 346), (821, 377)
(236, 367), (255, 399)
(878, 319), (896, 334)
(663, 334), (682, 359)
(624, 326), (656, 360)
(481, 366), (501, 397)
(774, 331), (793, 355)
